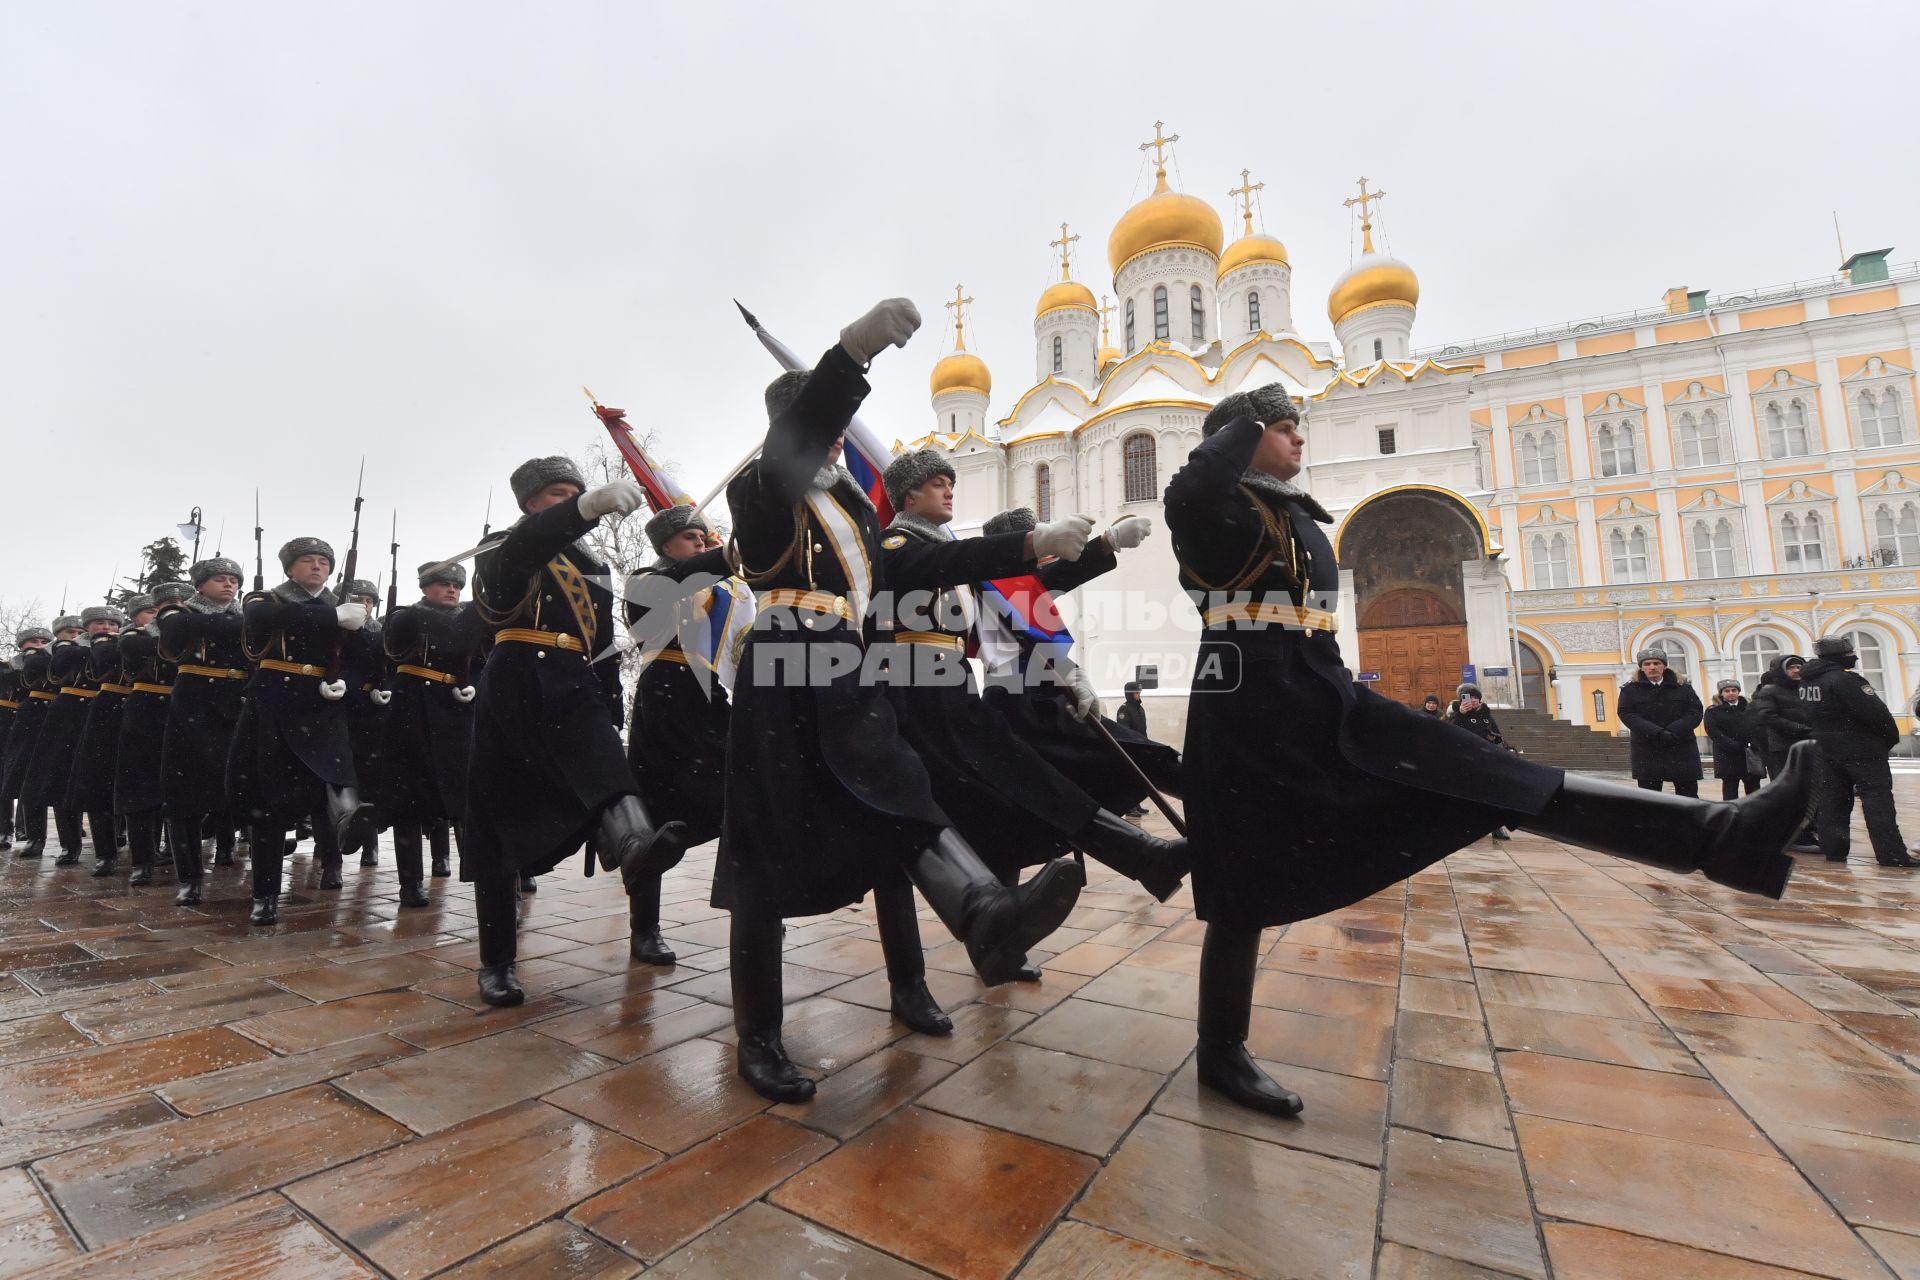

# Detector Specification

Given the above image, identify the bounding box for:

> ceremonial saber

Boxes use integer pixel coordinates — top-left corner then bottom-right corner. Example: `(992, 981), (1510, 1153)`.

(1089, 715), (1187, 836)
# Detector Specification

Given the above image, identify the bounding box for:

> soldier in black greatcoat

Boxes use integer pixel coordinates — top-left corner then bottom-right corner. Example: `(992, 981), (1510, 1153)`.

(158, 557), (249, 903)
(466, 455), (680, 1007)
(1167, 385), (1819, 1119)
(336, 578), (389, 870)
(0, 655), (17, 851)
(2, 626), (55, 856)
(719, 298), (1083, 1103)
(117, 584), (190, 885)
(67, 604), (133, 876)
(1800, 634), (1918, 867)
(20, 614), (95, 864)
(230, 537), (377, 924)
(380, 560), (485, 907)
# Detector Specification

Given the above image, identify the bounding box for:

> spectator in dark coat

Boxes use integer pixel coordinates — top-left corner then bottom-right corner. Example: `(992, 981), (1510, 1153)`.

(1800, 635), (1917, 867)
(1421, 694), (1443, 717)
(1617, 649), (1704, 796)
(1704, 678), (1763, 800)
(1752, 655), (1814, 778)
(1116, 682), (1149, 737)
(1447, 684), (1512, 840)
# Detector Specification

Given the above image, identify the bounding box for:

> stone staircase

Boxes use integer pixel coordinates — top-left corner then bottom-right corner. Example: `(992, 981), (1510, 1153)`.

(1492, 706), (1637, 774)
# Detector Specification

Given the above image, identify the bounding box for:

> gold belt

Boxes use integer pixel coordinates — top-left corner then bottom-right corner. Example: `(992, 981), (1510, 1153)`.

(496, 627), (585, 653)
(396, 663), (456, 685)
(59, 687), (98, 699)
(259, 658), (327, 678)
(893, 631), (964, 652)
(98, 683), (134, 695)
(177, 664), (248, 680)
(0, 699), (18, 710)
(1202, 602), (1339, 634)
(131, 682), (174, 696)
(760, 588), (854, 622)
(28, 690), (56, 701)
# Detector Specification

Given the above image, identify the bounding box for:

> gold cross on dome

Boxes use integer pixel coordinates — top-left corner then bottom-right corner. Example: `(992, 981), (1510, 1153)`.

(1138, 120), (1180, 176)
(1229, 169), (1266, 234)
(1098, 295), (1115, 341)
(1050, 222), (1080, 280)
(1344, 177), (1387, 252)
(945, 284), (974, 350)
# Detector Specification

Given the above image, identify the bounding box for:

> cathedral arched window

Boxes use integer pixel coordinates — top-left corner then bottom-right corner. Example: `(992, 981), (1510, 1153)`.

(1373, 339), (1384, 361)
(1779, 512), (1825, 570)
(1692, 518), (1736, 578)
(1124, 299), (1136, 353)
(1052, 335), (1063, 374)
(1247, 291), (1261, 331)
(1190, 285), (1204, 342)
(1872, 502), (1920, 564)
(1034, 463), (1053, 522)
(1123, 433), (1157, 502)
(1153, 286), (1170, 341)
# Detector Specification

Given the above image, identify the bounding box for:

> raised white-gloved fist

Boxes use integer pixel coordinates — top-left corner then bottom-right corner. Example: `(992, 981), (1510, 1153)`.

(369, 688), (392, 706)
(1107, 514), (1153, 551)
(1065, 664), (1104, 723)
(334, 603), (367, 630)
(1031, 513), (1094, 562)
(578, 480), (645, 521)
(318, 678), (347, 701)
(839, 297), (922, 365)
(453, 685), (476, 704)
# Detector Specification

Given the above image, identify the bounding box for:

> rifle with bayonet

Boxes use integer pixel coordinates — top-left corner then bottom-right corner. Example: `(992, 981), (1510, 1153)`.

(252, 489), (265, 592)
(338, 457), (366, 589)
(387, 512), (399, 613)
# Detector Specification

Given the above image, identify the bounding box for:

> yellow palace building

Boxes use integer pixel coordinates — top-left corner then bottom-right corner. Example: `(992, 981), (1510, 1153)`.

(900, 123), (1920, 740)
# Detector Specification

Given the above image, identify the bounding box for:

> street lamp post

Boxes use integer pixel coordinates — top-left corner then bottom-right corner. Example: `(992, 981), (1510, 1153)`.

(176, 507), (204, 568)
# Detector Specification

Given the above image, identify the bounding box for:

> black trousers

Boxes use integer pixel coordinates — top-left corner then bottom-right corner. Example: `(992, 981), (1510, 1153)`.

(1637, 778), (1699, 798)
(1816, 754), (1907, 863)
(475, 869), (520, 967)
(1720, 775), (1762, 801)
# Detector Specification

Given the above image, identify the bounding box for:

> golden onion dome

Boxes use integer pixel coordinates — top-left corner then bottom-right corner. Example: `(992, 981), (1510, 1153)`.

(1035, 278), (1097, 318)
(1327, 222), (1418, 325)
(1096, 344), (1123, 369)
(1108, 171), (1224, 274)
(930, 349), (991, 398)
(1217, 231), (1289, 278)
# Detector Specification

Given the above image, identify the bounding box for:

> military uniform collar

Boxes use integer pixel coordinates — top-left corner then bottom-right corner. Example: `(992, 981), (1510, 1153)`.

(1239, 469), (1333, 524)
(884, 511), (949, 544)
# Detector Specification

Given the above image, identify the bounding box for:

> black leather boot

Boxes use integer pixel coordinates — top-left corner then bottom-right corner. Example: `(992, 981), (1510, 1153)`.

(731, 901), (815, 1103)
(1070, 809), (1190, 901)
(170, 818), (203, 905)
(627, 874), (676, 966)
(599, 794), (688, 891)
(428, 821), (452, 877)
(312, 805), (344, 890)
(475, 872), (524, 1007)
(904, 830), (1085, 987)
(324, 784), (376, 857)
(1197, 922), (1303, 1117)
(874, 880), (951, 1035)
(88, 810), (118, 876)
(1520, 740), (1816, 898)
(212, 816), (236, 866)
(391, 823), (429, 907)
(15, 804), (47, 859)
(250, 823), (285, 924)
(518, 874), (537, 894)
(127, 811), (156, 886)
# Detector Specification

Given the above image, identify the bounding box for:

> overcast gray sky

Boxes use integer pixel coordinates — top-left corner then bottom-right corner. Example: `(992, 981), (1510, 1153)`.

(5, 1), (1915, 617)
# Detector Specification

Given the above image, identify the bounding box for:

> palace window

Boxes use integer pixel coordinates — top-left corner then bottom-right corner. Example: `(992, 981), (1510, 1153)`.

(1125, 299), (1136, 353)
(1052, 335), (1062, 374)
(1528, 533), (1571, 588)
(1691, 518), (1737, 577)
(1856, 387), (1908, 448)
(1607, 526), (1651, 583)
(1764, 397), (1813, 458)
(1675, 409), (1724, 466)
(1779, 511), (1826, 570)
(1123, 432), (1157, 502)
(1034, 463), (1052, 522)
(1519, 431), (1561, 485)
(1736, 632), (1784, 689)
(1247, 292), (1261, 331)
(1153, 286), (1169, 341)
(1872, 501), (1920, 564)
(1595, 419), (1638, 477)
(1842, 629), (1888, 701)
(1647, 635), (1692, 681)
(1190, 285), (1205, 342)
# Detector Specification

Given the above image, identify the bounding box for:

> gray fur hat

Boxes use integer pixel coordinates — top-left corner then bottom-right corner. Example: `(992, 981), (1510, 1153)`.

(52, 615), (82, 633)
(80, 605), (124, 626)
(644, 504), (707, 554)
(1455, 682), (1482, 700)
(342, 578), (379, 602)
(123, 594), (156, 615)
(417, 560), (468, 589)
(1815, 634), (1856, 659)
(1717, 677), (1741, 692)
(882, 449), (956, 512)
(765, 370), (811, 422)
(984, 507), (1037, 537)
(1202, 382), (1301, 437)
(1634, 647), (1669, 664)
(278, 537), (335, 572)
(190, 556), (243, 586)
(152, 582), (193, 604)
(15, 626), (52, 645)
(510, 456), (588, 511)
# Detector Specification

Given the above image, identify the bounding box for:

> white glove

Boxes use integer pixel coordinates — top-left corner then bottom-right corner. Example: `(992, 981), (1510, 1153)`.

(318, 679), (346, 701)
(1107, 514), (1153, 551)
(577, 481), (645, 521)
(369, 688), (391, 706)
(1031, 514), (1094, 562)
(839, 297), (922, 365)
(453, 685), (476, 704)
(1065, 665), (1104, 723)
(334, 603), (366, 631)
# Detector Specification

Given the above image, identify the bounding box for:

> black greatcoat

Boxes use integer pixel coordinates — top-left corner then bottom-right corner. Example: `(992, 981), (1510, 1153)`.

(0, 665), (17, 771)
(380, 600), (483, 823)
(1167, 415), (1562, 929)
(158, 603), (248, 817)
(978, 544), (1184, 812)
(228, 585), (357, 821)
(114, 625), (174, 815)
(719, 344), (950, 918)
(65, 633), (127, 813)
(877, 516), (1097, 878)
(1703, 697), (1761, 780)
(626, 551), (738, 846)
(1616, 672), (1704, 782)
(339, 624), (388, 805)
(467, 500), (637, 880)
(20, 641), (91, 816)
(1, 653), (52, 802)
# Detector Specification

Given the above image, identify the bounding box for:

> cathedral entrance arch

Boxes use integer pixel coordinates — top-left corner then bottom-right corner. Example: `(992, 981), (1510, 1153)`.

(1339, 486), (1494, 707)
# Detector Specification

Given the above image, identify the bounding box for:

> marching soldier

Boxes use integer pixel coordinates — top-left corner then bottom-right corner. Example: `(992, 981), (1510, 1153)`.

(231, 537), (376, 924)
(718, 300), (1083, 1102)
(2, 626), (55, 856)
(466, 455), (681, 1007)
(338, 577), (389, 869)
(119, 584), (191, 885)
(0, 650), (15, 851)
(68, 603), (134, 876)
(20, 613), (97, 865)
(159, 557), (250, 904)
(380, 560), (486, 907)
(1167, 385), (1818, 1118)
